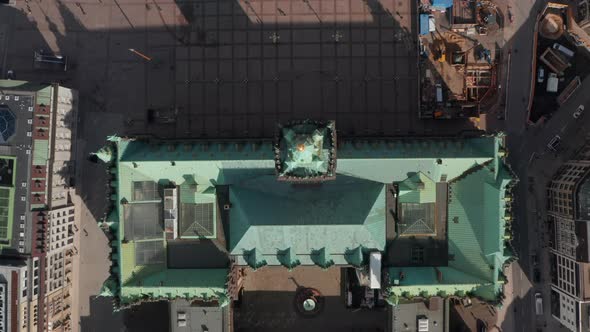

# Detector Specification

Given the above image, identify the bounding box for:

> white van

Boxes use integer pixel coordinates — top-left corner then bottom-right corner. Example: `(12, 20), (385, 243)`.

(535, 292), (543, 316)
(553, 43), (574, 58)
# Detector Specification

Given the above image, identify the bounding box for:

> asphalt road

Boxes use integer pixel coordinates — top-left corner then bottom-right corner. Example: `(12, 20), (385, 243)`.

(503, 2), (590, 327)
(502, 0), (539, 328)
(499, 0), (589, 331)
(500, 0), (544, 327)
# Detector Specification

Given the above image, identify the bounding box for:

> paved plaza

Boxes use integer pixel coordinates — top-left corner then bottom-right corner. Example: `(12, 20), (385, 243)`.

(235, 267), (387, 332)
(1, 0), (476, 139)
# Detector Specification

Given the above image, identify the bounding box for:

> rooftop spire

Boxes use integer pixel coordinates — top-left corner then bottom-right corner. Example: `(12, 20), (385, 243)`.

(92, 144), (115, 163)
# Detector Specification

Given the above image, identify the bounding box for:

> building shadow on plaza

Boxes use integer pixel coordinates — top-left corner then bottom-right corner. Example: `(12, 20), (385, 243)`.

(233, 291), (388, 332)
(79, 296), (169, 331)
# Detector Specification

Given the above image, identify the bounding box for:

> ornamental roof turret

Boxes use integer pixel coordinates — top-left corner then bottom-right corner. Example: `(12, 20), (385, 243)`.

(274, 120), (337, 182)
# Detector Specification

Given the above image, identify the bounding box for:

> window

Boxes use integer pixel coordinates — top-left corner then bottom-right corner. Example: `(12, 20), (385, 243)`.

(411, 246), (425, 264)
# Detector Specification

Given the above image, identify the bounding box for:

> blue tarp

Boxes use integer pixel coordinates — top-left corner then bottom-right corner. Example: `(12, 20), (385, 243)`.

(431, 0), (453, 10)
(420, 14), (430, 35)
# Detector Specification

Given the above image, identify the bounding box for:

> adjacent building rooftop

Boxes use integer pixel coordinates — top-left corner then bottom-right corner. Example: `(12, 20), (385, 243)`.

(0, 80), (54, 254)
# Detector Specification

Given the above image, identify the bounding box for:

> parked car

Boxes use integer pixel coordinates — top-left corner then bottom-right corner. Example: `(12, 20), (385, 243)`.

(547, 135), (561, 152)
(535, 292), (543, 315)
(574, 105), (585, 119)
(537, 66), (545, 83)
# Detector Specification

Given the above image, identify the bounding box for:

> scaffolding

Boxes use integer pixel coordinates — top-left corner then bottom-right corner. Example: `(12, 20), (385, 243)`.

(465, 65), (494, 101)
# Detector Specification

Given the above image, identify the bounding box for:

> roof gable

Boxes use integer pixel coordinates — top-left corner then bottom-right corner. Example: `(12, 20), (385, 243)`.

(228, 175), (386, 262)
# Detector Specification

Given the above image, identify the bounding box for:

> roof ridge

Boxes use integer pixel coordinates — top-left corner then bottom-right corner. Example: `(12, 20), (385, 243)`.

(449, 159), (494, 183)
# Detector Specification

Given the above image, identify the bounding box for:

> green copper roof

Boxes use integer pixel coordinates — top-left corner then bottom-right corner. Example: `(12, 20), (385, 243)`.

(120, 268), (228, 304)
(386, 159), (514, 301)
(345, 246), (366, 267)
(228, 175), (386, 265)
(0, 80), (53, 99)
(276, 120), (336, 179)
(448, 164), (506, 277)
(35, 85), (53, 106)
(100, 134), (513, 304)
(398, 172), (436, 204)
(449, 162), (513, 300)
(310, 247), (335, 269)
(243, 248), (267, 270)
(387, 266), (484, 297)
(277, 248), (301, 269)
(32, 140), (49, 166)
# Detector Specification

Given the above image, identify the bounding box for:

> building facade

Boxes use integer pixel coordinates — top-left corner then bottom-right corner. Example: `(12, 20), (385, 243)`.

(0, 81), (78, 332)
(0, 261), (28, 332)
(548, 145), (590, 332)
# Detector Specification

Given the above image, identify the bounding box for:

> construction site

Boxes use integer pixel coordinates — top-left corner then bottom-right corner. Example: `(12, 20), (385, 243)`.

(529, 2), (590, 123)
(418, 0), (502, 120)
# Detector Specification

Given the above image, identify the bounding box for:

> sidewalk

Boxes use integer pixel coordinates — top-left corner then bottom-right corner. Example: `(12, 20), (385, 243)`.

(73, 197), (111, 331)
(497, 264), (515, 331)
(72, 133), (114, 331)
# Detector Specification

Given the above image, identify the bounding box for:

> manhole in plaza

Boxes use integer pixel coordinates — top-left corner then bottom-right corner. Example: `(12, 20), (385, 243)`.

(294, 287), (324, 318)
